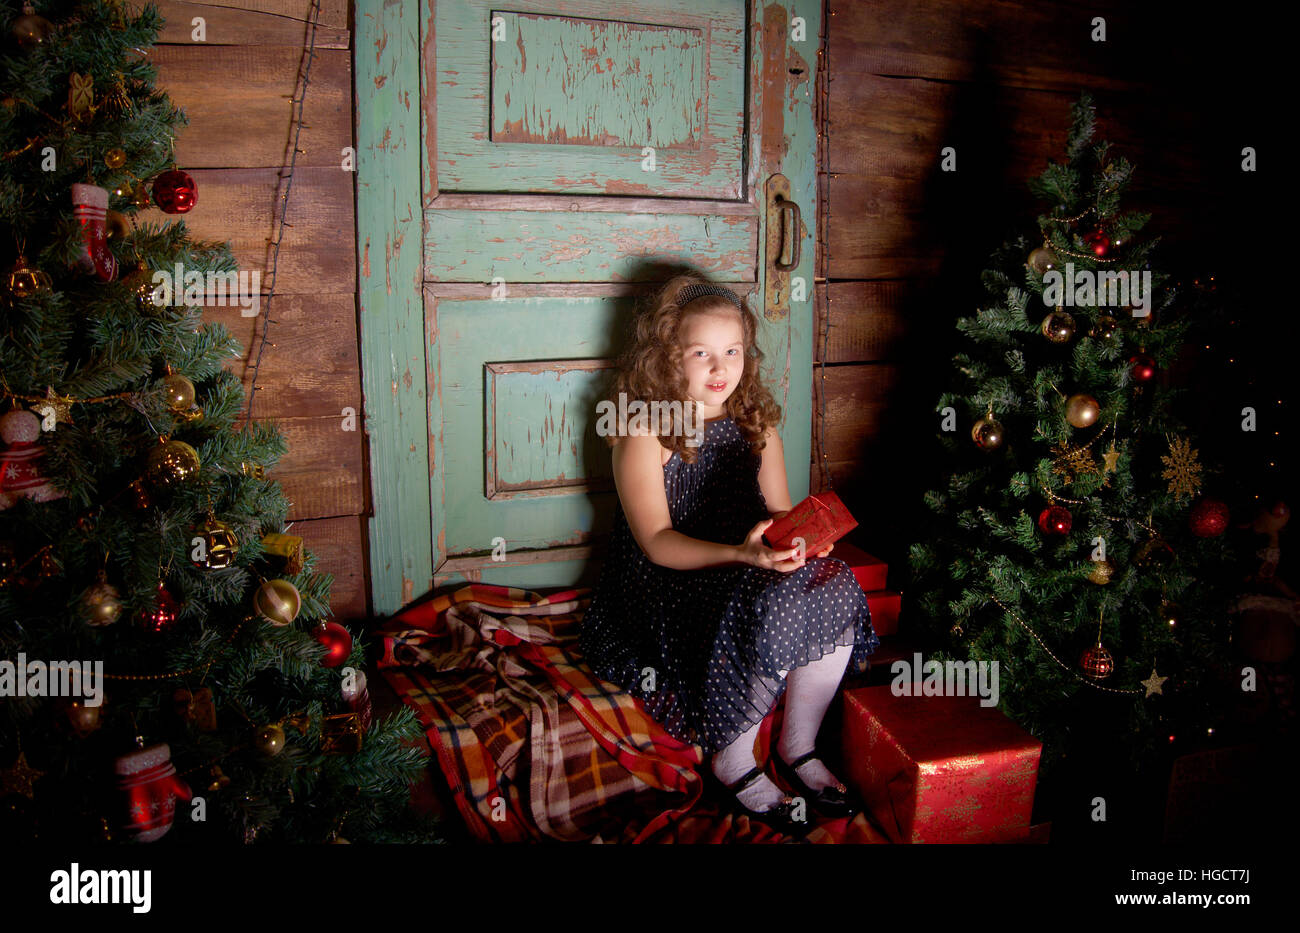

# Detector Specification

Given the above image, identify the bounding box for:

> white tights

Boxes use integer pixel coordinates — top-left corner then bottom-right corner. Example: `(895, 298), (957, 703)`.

(710, 638), (853, 812)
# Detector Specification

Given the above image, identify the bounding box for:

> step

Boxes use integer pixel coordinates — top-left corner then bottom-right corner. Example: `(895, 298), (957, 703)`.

(833, 539), (889, 592)
(864, 589), (901, 637)
(860, 634), (916, 682)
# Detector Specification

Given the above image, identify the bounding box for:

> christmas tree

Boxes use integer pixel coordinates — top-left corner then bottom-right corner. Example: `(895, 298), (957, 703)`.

(906, 95), (1242, 780)
(0, 0), (431, 843)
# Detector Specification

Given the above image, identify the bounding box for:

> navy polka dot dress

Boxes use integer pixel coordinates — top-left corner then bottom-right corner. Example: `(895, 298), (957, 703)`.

(579, 415), (878, 756)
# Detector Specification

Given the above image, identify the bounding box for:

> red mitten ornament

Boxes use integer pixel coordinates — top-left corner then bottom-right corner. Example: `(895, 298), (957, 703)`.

(0, 410), (65, 509)
(114, 742), (192, 842)
(72, 183), (118, 282)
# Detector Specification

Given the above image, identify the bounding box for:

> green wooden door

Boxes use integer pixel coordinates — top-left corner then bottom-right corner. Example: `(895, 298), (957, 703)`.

(357, 0), (819, 614)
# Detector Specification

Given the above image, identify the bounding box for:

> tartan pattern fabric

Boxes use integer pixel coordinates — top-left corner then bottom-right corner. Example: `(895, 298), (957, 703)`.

(377, 583), (704, 842)
(377, 582), (889, 844)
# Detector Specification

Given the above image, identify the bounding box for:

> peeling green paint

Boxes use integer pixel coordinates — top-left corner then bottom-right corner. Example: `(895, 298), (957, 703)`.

(492, 13), (704, 148)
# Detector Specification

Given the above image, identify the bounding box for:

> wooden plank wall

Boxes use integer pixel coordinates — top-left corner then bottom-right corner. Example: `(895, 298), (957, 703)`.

(139, 1), (368, 620)
(816, 0), (1269, 570)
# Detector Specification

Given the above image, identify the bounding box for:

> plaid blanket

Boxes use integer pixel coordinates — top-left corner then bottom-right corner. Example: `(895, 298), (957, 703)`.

(377, 583), (888, 844)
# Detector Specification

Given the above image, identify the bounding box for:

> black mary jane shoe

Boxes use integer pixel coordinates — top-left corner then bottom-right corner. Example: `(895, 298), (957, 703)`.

(710, 765), (810, 836)
(774, 750), (861, 820)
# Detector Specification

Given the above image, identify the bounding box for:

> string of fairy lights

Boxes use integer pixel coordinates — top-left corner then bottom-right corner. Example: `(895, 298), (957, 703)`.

(244, 0), (323, 426)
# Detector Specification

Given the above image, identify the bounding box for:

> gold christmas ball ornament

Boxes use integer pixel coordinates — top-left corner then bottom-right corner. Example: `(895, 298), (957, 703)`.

(80, 576), (123, 626)
(253, 724), (286, 757)
(64, 699), (104, 737)
(1040, 309), (1076, 344)
(192, 518), (238, 570)
(1134, 535), (1176, 567)
(104, 148), (127, 170)
(162, 373), (196, 411)
(254, 579), (301, 626)
(131, 182), (153, 210)
(127, 263), (166, 313)
(11, 4), (54, 50)
(1066, 393), (1101, 429)
(971, 415), (1004, 451)
(1087, 557), (1115, 584)
(105, 210), (130, 241)
(145, 437), (201, 489)
(6, 256), (52, 299)
(1089, 315), (1119, 340)
(1027, 247), (1057, 275)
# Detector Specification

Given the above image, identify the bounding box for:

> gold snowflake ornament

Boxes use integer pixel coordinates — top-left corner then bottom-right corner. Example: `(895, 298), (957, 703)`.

(1160, 435), (1202, 501)
(1050, 441), (1100, 485)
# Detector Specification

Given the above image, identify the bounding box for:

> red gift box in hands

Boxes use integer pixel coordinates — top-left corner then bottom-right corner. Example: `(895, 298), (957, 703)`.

(762, 491), (858, 557)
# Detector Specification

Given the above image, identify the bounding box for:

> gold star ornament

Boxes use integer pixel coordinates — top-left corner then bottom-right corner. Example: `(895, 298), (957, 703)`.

(1, 750), (44, 799)
(1141, 668), (1168, 698)
(1102, 442), (1120, 473)
(30, 386), (74, 430)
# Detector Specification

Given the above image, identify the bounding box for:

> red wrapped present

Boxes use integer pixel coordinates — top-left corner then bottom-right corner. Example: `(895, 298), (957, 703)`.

(840, 685), (1041, 843)
(762, 490), (858, 556)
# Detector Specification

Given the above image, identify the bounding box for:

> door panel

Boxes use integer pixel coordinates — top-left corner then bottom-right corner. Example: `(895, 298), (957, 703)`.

(437, 1), (746, 197)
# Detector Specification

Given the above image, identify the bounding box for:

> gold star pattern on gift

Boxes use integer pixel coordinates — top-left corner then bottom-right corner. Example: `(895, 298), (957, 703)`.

(1141, 668), (1168, 698)
(1160, 434), (1202, 501)
(0, 750), (44, 799)
(1050, 440), (1100, 485)
(1102, 441), (1120, 473)
(30, 386), (74, 429)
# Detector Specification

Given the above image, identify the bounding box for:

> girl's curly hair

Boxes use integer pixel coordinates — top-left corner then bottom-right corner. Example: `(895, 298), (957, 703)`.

(601, 273), (782, 464)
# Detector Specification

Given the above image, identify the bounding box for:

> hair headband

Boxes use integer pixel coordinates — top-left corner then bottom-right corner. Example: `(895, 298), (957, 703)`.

(677, 283), (743, 310)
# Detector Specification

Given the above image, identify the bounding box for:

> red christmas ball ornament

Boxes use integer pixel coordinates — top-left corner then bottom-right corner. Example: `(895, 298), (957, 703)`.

(1079, 642), (1114, 679)
(1083, 228), (1110, 257)
(151, 169), (198, 214)
(139, 581), (180, 633)
(312, 621), (353, 668)
(1129, 351), (1157, 383)
(1037, 505), (1072, 536)
(1189, 497), (1230, 537)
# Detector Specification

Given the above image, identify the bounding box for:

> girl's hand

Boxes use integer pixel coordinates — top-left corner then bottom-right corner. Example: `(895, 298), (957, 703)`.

(739, 518), (807, 573)
(815, 543), (834, 559)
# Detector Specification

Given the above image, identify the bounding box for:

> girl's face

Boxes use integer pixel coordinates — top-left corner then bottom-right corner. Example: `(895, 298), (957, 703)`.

(679, 308), (744, 419)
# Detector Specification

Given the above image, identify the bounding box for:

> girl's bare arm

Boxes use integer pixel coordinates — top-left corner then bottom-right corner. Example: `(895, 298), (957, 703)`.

(612, 432), (743, 570)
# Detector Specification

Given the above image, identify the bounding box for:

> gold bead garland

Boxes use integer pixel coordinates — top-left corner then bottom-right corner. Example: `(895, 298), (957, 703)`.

(982, 594), (1144, 695)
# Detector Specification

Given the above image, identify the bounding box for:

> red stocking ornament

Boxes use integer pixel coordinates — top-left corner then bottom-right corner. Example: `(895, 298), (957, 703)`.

(115, 742), (192, 842)
(72, 183), (118, 282)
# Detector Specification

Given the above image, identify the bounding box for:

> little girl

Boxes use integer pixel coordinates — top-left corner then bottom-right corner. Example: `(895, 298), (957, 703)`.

(580, 274), (878, 831)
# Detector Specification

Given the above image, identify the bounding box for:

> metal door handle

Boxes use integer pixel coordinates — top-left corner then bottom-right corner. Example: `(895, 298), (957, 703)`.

(776, 199), (801, 270)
